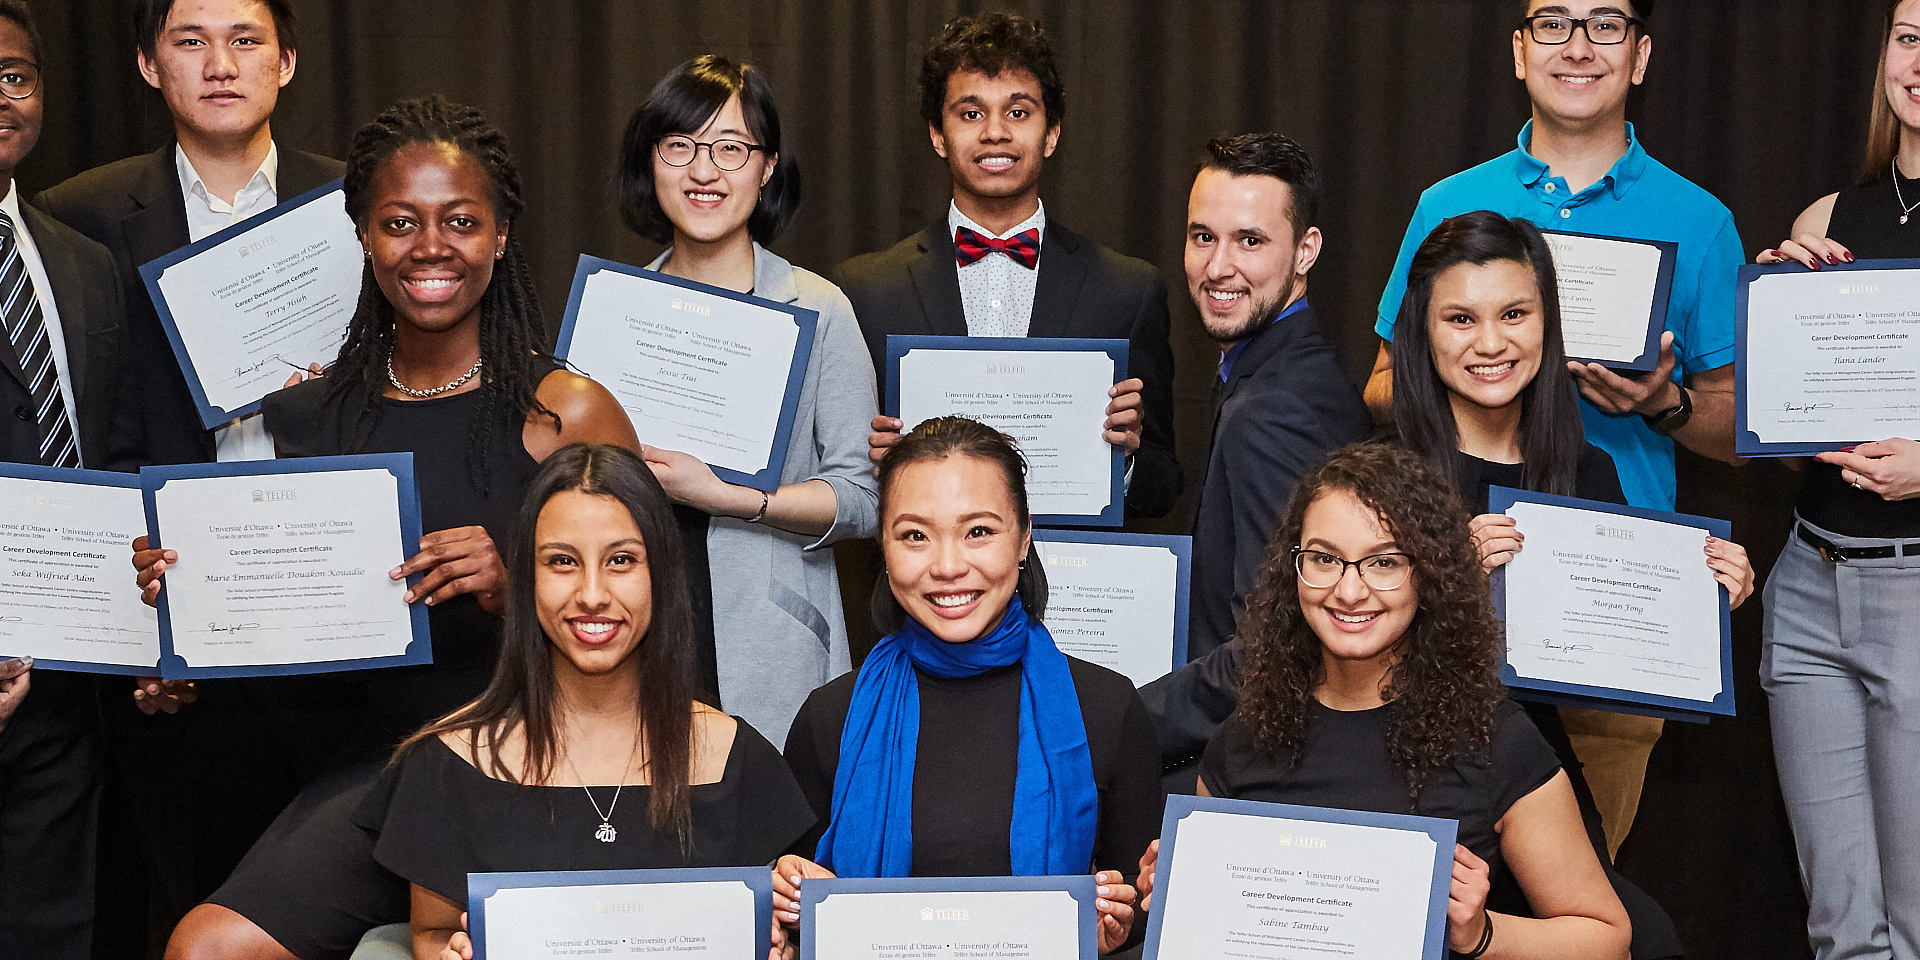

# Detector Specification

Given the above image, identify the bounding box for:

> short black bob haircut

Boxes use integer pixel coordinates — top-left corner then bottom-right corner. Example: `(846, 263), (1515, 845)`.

(0, 0), (41, 65)
(1199, 132), (1321, 241)
(617, 55), (801, 247)
(918, 11), (1065, 130)
(135, 0), (299, 59)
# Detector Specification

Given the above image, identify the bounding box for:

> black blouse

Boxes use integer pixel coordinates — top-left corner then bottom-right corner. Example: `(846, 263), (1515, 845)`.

(1199, 699), (1561, 883)
(783, 657), (1165, 884)
(351, 720), (814, 905)
(1459, 443), (1626, 513)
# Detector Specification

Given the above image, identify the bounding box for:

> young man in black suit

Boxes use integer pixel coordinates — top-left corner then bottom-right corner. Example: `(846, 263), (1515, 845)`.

(31, 0), (347, 941)
(835, 11), (1182, 520)
(0, 4), (130, 957)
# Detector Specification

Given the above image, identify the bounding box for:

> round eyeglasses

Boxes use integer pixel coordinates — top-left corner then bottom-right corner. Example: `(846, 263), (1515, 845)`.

(1518, 14), (1641, 45)
(1290, 547), (1413, 591)
(0, 62), (39, 101)
(656, 135), (765, 172)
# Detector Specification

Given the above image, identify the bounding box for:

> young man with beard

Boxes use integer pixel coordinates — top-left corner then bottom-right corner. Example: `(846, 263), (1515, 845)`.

(32, 0), (347, 942)
(835, 11), (1182, 521)
(0, 3), (129, 956)
(1362, 0), (1741, 858)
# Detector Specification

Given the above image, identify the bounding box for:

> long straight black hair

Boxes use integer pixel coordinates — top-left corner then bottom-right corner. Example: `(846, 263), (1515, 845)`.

(397, 444), (702, 844)
(1390, 210), (1586, 498)
(869, 416), (1048, 636)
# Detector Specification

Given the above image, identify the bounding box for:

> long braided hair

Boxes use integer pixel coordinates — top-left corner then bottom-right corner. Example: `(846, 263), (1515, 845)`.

(329, 95), (555, 496)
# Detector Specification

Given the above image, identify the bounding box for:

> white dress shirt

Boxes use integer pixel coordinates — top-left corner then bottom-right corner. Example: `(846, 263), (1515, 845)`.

(949, 199), (1045, 338)
(0, 181), (82, 464)
(176, 142), (281, 461)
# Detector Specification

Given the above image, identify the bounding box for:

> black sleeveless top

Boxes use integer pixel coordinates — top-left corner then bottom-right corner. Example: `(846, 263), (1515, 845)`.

(1799, 170), (1920, 537)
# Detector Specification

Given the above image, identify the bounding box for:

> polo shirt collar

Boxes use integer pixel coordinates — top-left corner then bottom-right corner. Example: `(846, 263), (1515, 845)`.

(1512, 119), (1649, 201)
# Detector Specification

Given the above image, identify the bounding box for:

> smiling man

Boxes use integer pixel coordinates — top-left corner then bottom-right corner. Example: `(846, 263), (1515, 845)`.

(1361, 0), (1739, 862)
(1179, 134), (1368, 662)
(834, 12), (1181, 523)
(30, 0), (346, 942)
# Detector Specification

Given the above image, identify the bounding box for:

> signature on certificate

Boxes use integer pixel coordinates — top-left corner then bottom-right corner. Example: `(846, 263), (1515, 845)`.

(1540, 638), (1595, 654)
(205, 622), (262, 634)
(1781, 401), (1836, 414)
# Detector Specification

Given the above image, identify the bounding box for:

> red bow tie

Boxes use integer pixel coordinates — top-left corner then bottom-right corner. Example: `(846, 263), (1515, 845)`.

(955, 226), (1041, 269)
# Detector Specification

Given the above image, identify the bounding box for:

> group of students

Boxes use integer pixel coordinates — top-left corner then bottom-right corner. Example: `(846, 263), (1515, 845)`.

(0, 1), (1915, 959)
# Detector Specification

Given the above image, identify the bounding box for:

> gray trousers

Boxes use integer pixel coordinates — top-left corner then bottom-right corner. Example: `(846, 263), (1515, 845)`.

(1762, 516), (1920, 960)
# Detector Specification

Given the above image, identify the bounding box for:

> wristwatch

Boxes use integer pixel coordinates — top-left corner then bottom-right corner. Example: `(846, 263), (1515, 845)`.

(1642, 385), (1692, 436)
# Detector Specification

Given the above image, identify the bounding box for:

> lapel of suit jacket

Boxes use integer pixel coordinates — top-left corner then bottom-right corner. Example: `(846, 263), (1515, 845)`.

(121, 146), (191, 273)
(278, 148), (344, 197)
(1027, 221), (1086, 338)
(19, 204), (89, 401)
(1212, 302), (1307, 439)
(905, 221), (968, 337)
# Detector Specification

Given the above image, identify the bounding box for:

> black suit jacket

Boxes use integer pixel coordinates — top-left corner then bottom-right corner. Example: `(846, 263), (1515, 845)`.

(0, 203), (125, 468)
(832, 217), (1182, 519)
(34, 145), (345, 469)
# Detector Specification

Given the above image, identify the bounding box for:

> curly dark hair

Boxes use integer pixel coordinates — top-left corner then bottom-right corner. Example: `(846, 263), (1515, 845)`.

(1235, 443), (1505, 805)
(918, 11), (1065, 129)
(331, 95), (555, 497)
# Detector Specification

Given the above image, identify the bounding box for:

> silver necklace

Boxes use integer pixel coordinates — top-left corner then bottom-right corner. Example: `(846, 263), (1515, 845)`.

(1894, 159), (1920, 226)
(387, 354), (482, 398)
(566, 730), (644, 843)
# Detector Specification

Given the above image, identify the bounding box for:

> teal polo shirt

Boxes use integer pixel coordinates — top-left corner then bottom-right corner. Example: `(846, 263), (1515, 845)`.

(1374, 121), (1742, 510)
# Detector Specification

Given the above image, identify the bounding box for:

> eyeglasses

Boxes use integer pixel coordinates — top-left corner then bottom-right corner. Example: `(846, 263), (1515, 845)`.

(1518, 14), (1642, 45)
(1290, 547), (1414, 591)
(0, 62), (39, 101)
(656, 135), (765, 172)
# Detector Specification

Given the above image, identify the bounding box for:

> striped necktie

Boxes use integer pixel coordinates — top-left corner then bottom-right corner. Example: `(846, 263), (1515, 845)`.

(0, 211), (78, 468)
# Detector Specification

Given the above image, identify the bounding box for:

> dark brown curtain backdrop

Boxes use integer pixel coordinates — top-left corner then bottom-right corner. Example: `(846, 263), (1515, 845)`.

(23, 2), (1885, 956)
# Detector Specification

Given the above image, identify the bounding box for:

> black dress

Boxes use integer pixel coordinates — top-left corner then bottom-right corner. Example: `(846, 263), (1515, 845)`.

(1798, 169), (1920, 537)
(352, 721), (814, 905)
(1200, 699), (1562, 880)
(783, 657), (1165, 883)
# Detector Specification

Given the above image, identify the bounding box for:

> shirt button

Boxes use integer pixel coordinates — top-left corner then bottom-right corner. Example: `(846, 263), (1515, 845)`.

(1545, 183), (1557, 194)
(1559, 208), (1571, 219)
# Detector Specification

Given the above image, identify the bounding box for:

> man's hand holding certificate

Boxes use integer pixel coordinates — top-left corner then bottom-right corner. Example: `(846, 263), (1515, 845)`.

(1488, 487), (1736, 718)
(138, 181), (363, 429)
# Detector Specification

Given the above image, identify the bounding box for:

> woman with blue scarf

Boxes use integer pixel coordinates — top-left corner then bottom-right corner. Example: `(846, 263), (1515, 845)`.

(775, 416), (1163, 954)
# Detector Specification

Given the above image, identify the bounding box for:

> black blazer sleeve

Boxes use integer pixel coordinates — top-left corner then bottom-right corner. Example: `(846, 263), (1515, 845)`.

(1121, 270), (1181, 519)
(1137, 639), (1243, 769)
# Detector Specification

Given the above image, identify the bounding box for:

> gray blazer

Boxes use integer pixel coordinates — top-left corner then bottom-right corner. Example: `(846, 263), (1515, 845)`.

(647, 244), (879, 742)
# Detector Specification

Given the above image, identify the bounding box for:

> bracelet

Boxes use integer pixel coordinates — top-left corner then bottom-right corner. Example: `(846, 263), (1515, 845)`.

(744, 489), (770, 524)
(1461, 912), (1493, 960)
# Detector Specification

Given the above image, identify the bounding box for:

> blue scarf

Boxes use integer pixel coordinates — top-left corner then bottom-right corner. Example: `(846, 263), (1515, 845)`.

(816, 595), (1098, 877)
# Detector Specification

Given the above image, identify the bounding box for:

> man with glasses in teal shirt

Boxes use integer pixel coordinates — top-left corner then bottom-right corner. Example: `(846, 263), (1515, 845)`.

(1362, 0), (1741, 866)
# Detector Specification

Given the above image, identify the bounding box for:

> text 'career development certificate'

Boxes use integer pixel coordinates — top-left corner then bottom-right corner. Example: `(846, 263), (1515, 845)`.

(469, 867), (772, 960)
(1736, 258), (1920, 455)
(801, 875), (1097, 960)
(888, 336), (1127, 527)
(139, 181), (364, 429)
(557, 255), (819, 493)
(0, 464), (160, 674)
(1144, 796), (1456, 960)
(143, 453), (430, 678)
(1489, 487), (1734, 720)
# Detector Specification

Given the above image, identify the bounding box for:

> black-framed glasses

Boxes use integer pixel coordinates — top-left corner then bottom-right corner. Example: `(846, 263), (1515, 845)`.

(656, 135), (765, 172)
(1290, 547), (1414, 591)
(0, 62), (39, 100)
(1518, 14), (1642, 45)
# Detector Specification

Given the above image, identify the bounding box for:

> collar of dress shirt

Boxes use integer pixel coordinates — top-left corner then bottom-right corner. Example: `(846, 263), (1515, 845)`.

(176, 139), (280, 215)
(948, 197), (1047, 246)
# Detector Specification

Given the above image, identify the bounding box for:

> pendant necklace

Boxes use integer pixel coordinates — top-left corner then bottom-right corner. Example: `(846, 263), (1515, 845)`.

(1894, 159), (1920, 226)
(567, 726), (644, 843)
(387, 353), (483, 398)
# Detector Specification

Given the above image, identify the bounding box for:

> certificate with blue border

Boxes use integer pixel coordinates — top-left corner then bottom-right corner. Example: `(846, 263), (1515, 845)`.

(0, 463), (160, 675)
(138, 179), (361, 430)
(557, 255), (818, 492)
(886, 335), (1128, 527)
(1540, 229), (1677, 371)
(801, 875), (1097, 960)
(1735, 258), (1920, 456)
(469, 866), (772, 960)
(1488, 487), (1734, 721)
(1145, 795), (1455, 960)
(141, 453), (430, 679)
(1032, 530), (1191, 686)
